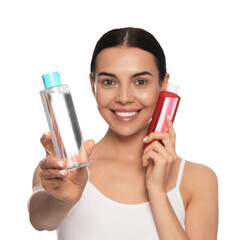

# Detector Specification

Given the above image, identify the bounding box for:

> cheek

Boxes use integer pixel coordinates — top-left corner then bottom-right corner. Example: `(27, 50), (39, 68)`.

(136, 88), (160, 107)
(95, 89), (112, 108)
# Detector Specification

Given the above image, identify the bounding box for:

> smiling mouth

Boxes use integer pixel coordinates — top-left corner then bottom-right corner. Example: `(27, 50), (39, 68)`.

(111, 109), (142, 117)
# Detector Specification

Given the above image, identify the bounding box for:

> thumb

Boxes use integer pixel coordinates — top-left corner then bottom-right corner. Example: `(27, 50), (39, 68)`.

(84, 139), (95, 156)
(40, 131), (56, 156)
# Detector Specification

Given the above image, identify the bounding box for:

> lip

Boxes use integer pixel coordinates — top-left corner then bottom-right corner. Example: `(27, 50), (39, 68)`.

(110, 108), (143, 122)
(111, 108), (142, 113)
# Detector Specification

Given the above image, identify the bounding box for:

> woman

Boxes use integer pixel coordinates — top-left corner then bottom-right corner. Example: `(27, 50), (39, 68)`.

(28, 27), (218, 239)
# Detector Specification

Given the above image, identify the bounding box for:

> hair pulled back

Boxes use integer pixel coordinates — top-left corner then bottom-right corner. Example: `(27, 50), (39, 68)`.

(90, 27), (167, 82)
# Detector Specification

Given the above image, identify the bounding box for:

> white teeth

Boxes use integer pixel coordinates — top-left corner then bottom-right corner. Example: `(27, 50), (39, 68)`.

(115, 111), (138, 117)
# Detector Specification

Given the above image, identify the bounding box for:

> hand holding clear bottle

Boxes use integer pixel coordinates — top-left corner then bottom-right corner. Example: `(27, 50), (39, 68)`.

(39, 132), (95, 205)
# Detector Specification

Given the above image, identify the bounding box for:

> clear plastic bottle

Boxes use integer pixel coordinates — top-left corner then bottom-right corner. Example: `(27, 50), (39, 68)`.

(40, 72), (89, 170)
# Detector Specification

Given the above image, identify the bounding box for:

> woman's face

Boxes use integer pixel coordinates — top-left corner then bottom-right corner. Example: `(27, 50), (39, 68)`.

(91, 46), (168, 137)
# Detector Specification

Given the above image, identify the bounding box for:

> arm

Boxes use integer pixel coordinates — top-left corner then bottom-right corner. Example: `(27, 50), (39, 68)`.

(28, 132), (95, 231)
(28, 165), (76, 231)
(148, 189), (188, 239)
(148, 164), (218, 240)
(185, 164), (218, 239)
(143, 117), (218, 239)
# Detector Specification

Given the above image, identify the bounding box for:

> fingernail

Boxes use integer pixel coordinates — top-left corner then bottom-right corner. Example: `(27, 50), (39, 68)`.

(57, 161), (64, 168)
(167, 115), (171, 120)
(143, 136), (148, 142)
(59, 170), (66, 176)
(44, 131), (49, 136)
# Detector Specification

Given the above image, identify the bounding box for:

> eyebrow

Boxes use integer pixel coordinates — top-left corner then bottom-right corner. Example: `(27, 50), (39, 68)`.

(132, 71), (152, 78)
(97, 71), (153, 78)
(97, 72), (116, 78)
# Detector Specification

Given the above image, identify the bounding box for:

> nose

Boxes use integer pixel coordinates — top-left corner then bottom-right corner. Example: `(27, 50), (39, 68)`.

(115, 85), (134, 104)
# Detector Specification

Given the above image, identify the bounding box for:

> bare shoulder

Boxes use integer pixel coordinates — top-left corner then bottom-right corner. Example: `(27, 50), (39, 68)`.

(182, 161), (219, 237)
(183, 160), (218, 196)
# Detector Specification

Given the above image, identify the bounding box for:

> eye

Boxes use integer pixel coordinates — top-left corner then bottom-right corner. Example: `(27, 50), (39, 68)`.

(135, 79), (148, 85)
(103, 79), (115, 85)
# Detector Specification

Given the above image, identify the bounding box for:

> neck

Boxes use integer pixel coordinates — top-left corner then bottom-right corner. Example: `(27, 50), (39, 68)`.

(98, 125), (149, 164)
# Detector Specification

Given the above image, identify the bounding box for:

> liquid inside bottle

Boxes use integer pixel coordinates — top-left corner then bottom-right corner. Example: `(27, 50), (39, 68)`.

(40, 72), (89, 170)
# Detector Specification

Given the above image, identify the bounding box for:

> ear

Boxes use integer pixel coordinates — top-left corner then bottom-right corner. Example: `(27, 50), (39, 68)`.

(160, 73), (170, 91)
(89, 73), (96, 96)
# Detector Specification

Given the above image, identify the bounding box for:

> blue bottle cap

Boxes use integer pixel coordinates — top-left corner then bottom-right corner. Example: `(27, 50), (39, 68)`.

(42, 72), (62, 89)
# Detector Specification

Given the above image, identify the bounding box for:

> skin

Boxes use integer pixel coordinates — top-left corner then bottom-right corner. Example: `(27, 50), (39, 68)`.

(28, 46), (218, 239)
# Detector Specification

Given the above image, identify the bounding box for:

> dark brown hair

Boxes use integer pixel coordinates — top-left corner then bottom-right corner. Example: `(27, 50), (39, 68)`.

(90, 27), (167, 82)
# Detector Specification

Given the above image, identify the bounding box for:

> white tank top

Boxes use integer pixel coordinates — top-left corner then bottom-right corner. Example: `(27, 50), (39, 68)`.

(57, 159), (186, 240)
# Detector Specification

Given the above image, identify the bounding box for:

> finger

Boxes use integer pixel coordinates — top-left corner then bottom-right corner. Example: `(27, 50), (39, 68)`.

(143, 147), (175, 167)
(76, 139), (95, 163)
(143, 132), (164, 143)
(144, 140), (166, 156)
(144, 132), (177, 161)
(40, 131), (56, 156)
(84, 139), (95, 156)
(143, 150), (159, 166)
(166, 115), (176, 144)
(39, 156), (66, 170)
(143, 142), (170, 164)
(143, 132), (172, 149)
(142, 152), (156, 167)
(39, 168), (68, 180)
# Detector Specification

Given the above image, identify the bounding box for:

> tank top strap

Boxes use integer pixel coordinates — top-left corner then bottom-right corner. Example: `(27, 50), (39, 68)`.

(86, 165), (90, 181)
(176, 159), (186, 188)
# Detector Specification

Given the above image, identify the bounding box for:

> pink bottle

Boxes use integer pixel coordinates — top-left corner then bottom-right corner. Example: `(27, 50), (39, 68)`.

(143, 82), (181, 149)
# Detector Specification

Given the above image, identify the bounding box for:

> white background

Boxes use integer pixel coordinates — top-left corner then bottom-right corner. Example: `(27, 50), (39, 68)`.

(0, 0), (249, 239)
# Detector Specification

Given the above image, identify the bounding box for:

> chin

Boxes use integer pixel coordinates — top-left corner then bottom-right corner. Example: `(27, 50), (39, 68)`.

(110, 123), (149, 138)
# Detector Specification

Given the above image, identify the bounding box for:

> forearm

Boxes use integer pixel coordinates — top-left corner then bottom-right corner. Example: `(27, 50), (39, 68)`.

(148, 190), (189, 240)
(28, 190), (73, 231)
